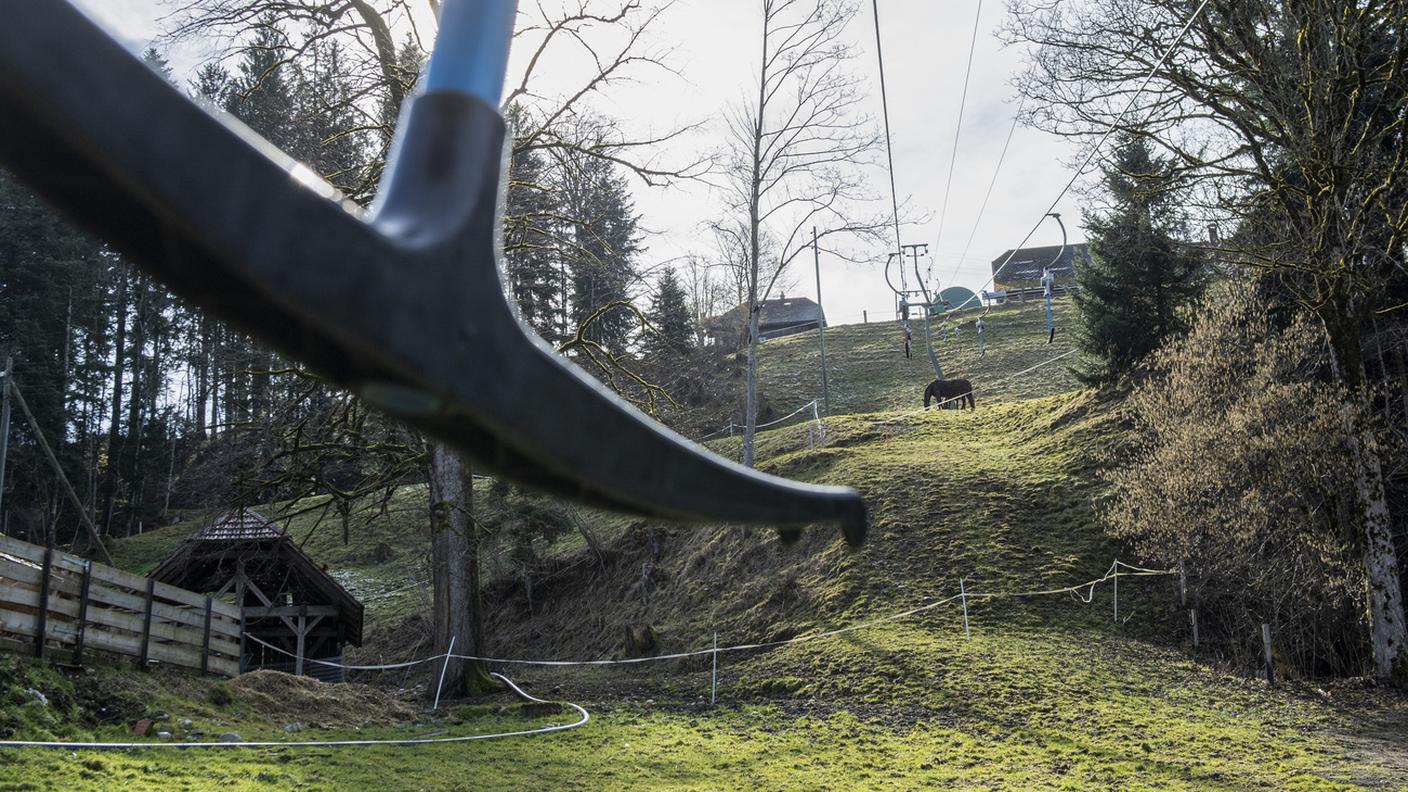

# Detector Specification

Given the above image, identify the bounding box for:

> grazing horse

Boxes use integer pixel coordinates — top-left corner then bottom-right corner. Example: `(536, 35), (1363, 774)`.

(924, 378), (975, 411)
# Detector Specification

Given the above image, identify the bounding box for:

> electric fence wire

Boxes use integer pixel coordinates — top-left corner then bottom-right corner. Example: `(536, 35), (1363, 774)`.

(940, 0), (1214, 321)
(238, 557), (1172, 671)
(0, 673), (589, 750)
(694, 399), (821, 442)
(923, 348), (1076, 411)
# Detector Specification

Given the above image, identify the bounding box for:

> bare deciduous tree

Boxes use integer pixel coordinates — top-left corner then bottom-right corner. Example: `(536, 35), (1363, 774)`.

(721, 0), (885, 467)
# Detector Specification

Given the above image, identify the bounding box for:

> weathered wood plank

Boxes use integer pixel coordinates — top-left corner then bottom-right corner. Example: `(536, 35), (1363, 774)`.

(0, 585), (240, 658)
(0, 535), (239, 619)
(1, 556), (239, 639)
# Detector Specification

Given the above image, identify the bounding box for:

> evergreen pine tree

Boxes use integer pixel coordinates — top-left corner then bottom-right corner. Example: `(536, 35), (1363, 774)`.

(503, 134), (565, 341)
(561, 154), (640, 354)
(646, 268), (694, 354)
(1072, 135), (1205, 383)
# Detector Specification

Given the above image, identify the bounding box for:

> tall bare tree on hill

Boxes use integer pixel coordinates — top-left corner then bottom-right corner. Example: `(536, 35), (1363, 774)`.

(721, 0), (885, 467)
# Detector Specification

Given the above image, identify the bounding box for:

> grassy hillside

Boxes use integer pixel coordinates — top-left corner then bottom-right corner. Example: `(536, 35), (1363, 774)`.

(7, 298), (1407, 789)
(757, 299), (1080, 416)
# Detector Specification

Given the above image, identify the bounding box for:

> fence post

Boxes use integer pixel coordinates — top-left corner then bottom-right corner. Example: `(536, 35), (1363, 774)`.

(201, 596), (213, 676)
(433, 635), (457, 710)
(863, 310), (867, 324)
(73, 559), (92, 665)
(710, 631), (718, 706)
(1112, 562), (1119, 624)
(139, 577), (155, 669)
(1261, 623), (1275, 686)
(33, 547), (52, 658)
(960, 578), (971, 639)
(1189, 609), (1199, 649)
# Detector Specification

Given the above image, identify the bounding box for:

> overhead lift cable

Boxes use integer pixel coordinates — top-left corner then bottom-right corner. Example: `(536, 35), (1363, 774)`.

(939, 0), (1215, 322)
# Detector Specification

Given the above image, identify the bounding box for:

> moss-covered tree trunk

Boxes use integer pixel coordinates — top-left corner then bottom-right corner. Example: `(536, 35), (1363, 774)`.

(427, 443), (493, 697)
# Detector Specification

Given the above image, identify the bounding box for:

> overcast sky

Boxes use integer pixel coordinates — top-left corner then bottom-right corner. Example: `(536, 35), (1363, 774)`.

(71, 0), (1087, 327)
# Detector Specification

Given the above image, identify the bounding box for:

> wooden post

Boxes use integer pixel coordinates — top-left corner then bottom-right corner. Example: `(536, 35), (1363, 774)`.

(73, 559), (92, 665)
(1261, 623), (1275, 686)
(960, 578), (971, 639)
(863, 310), (868, 324)
(295, 602), (307, 676)
(1189, 609), (1199, 648)
(33, 547), (53, 658)
(235, 562), (247, 673)
(201, 596), (213, 675)
(7, 379), (112, 563)
(138, 577), (155, 668)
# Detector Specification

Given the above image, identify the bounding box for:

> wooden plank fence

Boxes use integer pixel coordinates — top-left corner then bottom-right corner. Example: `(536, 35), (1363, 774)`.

(0, 534), (241, 676)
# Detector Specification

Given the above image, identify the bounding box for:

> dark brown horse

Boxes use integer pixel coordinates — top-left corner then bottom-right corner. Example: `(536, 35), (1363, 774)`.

(924, 378), (975, 410)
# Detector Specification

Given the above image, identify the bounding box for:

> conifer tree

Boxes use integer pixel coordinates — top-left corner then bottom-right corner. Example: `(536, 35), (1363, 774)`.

(646, 268), (694, 355)
(1072, 135), (1205, 384)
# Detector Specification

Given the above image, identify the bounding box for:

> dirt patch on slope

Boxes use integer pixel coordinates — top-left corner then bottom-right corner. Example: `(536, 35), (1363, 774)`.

(227, 671), (416, 728)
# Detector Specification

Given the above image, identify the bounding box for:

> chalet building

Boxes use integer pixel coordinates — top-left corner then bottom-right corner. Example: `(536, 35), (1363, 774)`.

(989, 243), (1091, 290)
(150, 509), (363, 682)
(704, 295), (826, 348)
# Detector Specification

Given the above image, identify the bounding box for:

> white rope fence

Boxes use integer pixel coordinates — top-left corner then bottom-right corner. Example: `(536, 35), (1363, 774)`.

(694, 399), (825, 443)
(245, 558), (1171, 670)
(0, 673), (588, 750)
(923, 348), (1077, 412)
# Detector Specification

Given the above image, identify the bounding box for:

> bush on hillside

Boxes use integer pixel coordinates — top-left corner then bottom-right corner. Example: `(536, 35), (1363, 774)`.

(1105, 281), (1369, 676)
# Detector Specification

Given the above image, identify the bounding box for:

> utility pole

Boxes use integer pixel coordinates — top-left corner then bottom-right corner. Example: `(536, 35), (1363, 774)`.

(812, 228), (830, 416)
(0, 357), (10, 529)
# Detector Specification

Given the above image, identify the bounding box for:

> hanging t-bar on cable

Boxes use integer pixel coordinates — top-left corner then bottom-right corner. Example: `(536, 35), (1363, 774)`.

(1041, 212), (1068, 344)
(0, 1), (866, 547)
(883, 243), (944, 381)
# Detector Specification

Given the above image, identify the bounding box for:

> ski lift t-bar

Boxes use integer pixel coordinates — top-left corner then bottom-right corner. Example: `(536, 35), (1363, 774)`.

(0, 1), (866, 547)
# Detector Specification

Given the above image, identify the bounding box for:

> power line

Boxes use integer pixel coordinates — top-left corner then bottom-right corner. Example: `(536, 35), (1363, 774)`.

(930, 0), (986, 287)
(945, 113), (1019, 288)
(943, 0), (1215, 318)
(870, 0), (904, 288)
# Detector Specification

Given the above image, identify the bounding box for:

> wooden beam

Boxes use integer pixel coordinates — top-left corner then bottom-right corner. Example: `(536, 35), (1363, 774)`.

(72, 559), (92, 665)
(5, 379), (112, 564)
(241, 605), (340, 619)
(33, 547), (52, 658)
(201, 595), (213, 675)
(294, 604), (306, 676)
(138, 577), (154, 668)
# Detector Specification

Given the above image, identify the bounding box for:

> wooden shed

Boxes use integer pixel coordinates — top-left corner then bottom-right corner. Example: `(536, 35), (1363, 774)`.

(149, 509), (363, 682)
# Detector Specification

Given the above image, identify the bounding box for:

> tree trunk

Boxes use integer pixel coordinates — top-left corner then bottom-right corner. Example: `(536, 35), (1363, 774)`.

(101, 261), (128, 535)
(427, 442), (492, 697)
(1326, 305), (1407, 682)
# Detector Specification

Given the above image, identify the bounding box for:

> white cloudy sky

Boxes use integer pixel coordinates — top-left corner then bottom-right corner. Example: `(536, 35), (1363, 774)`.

(71, 0), (1087, 327)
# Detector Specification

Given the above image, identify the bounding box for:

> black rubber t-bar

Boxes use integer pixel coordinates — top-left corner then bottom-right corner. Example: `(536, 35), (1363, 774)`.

(0, 2), (865, 546)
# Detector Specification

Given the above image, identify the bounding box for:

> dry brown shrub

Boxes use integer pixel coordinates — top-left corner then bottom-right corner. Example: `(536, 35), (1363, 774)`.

(1107, 281), (1368, 676)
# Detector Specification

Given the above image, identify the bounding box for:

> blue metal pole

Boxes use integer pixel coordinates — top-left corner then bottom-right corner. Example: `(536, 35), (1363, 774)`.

(423, 0), (518, 104)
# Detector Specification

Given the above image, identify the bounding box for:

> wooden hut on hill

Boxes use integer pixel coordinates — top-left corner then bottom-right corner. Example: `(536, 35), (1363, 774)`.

(149, 509), (363, 682)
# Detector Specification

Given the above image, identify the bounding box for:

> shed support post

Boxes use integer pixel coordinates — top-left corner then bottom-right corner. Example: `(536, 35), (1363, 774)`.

(295, 603), (307, 677)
